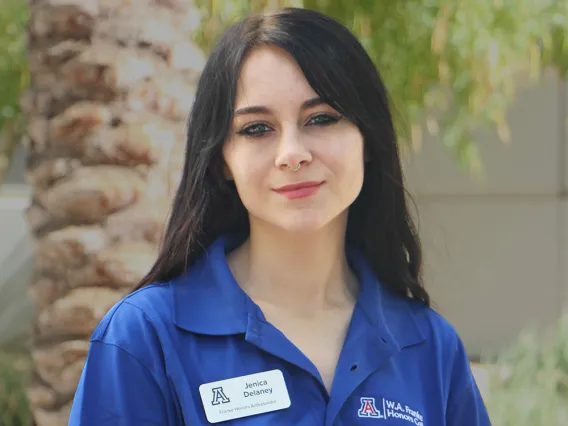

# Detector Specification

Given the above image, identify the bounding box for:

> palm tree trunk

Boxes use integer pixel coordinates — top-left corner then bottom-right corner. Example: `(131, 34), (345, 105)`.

(21, 0), (204, 424)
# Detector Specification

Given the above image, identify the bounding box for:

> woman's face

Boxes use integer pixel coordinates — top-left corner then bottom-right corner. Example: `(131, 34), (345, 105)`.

(223, 45), (365, 234)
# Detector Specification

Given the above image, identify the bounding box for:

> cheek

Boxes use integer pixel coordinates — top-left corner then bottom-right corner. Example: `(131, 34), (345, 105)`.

(327, 134), (365, 183)
(223, 149), (267, 200)
(343, 151), (365, 190)
(223, 141), (252, 182)
(222, 142), (236, 179)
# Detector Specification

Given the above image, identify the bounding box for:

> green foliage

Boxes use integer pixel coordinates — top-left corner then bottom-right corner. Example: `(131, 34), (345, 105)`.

(193, 0), (568, 172)
(0, 350), (32, 426)
(0, 0), (28, 135)
(484, 312), (568, 425)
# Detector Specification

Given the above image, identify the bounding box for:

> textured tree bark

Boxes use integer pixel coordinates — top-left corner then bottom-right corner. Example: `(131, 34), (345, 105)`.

(21, 0), (204, 423)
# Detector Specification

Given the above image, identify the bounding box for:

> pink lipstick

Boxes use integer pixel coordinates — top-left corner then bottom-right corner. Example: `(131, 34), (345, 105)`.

(273, 181), (323, 199)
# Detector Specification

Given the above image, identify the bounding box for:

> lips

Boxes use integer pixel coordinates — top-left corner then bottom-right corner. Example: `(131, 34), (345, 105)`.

(273, 181), (323, 199)
(274, 181), (322, 192)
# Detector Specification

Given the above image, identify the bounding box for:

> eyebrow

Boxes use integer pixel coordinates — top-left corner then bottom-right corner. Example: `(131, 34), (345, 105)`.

(234, 97), (325, 116)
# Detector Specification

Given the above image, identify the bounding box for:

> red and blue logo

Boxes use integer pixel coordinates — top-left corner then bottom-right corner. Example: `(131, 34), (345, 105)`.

(358, 397), (384, 418)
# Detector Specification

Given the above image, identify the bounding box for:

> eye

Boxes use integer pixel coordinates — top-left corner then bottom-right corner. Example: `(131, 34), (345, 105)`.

(307, 113), (342, 126)
(236, 122), (273, 138)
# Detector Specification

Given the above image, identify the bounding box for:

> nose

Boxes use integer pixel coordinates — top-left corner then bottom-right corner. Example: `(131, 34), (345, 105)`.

(274, 129), (312, 171)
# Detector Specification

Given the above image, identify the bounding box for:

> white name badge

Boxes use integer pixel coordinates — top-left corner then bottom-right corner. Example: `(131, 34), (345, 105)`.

(198, 369), (291, 423)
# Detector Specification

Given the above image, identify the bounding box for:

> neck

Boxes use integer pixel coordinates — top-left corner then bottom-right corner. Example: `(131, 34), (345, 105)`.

(228, 216), (358, 313)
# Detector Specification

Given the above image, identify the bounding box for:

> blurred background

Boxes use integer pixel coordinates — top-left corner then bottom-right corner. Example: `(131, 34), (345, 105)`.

(1, 0), (568, 424)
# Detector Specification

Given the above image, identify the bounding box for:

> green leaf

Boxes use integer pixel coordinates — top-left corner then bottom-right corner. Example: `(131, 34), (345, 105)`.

(485, 312), (568, 425)
(0, 0), (28, 134)
(193, 0), (568, 172)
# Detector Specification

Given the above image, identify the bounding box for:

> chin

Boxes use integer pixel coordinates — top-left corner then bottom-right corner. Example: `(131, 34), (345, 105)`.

(248, 204), (349, 235)
(270, 210), (340, 234)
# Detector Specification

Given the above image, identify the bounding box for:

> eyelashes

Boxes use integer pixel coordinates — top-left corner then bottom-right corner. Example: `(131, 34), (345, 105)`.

(237, 123), (271, 138)
(307, 113), (342, 126)
(236, 113), (343, 138)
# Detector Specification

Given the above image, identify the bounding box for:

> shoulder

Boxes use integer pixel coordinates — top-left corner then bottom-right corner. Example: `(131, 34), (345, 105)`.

(381, 288), (464, 352)
(90, 282), (174, 355)
(405, 299), (476, 388)
(400, 299), (472, 378)
(401, 303), (490, 422)
(405, 298), (464, 349)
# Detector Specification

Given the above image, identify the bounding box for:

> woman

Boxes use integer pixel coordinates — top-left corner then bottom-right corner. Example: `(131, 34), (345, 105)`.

(69, 7), (491, 426)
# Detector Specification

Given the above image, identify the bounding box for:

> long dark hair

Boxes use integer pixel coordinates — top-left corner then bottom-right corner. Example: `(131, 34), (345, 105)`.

(133, 7), (430, 306)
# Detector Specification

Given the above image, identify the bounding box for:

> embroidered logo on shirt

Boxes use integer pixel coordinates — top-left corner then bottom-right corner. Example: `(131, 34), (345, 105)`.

(358, 397), (383, 418)
(211, 387), (231, 405)
(357, 397), (424, 425)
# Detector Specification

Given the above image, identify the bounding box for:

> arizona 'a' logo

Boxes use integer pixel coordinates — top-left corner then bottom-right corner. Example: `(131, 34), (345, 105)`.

(358, 397), (383, 418)
(211, 387), (230, 405)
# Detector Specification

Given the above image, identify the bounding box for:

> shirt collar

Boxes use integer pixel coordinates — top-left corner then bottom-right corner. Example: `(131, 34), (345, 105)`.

(346, 245), (426, 349)
(172, 234), (425, 348)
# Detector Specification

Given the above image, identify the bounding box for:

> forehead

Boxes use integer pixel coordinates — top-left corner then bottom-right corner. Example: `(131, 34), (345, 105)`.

(235, 45), (318, 108)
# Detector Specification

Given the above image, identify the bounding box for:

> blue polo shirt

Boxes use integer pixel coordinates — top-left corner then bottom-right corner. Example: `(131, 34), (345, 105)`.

(69, 234), (491, 426)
